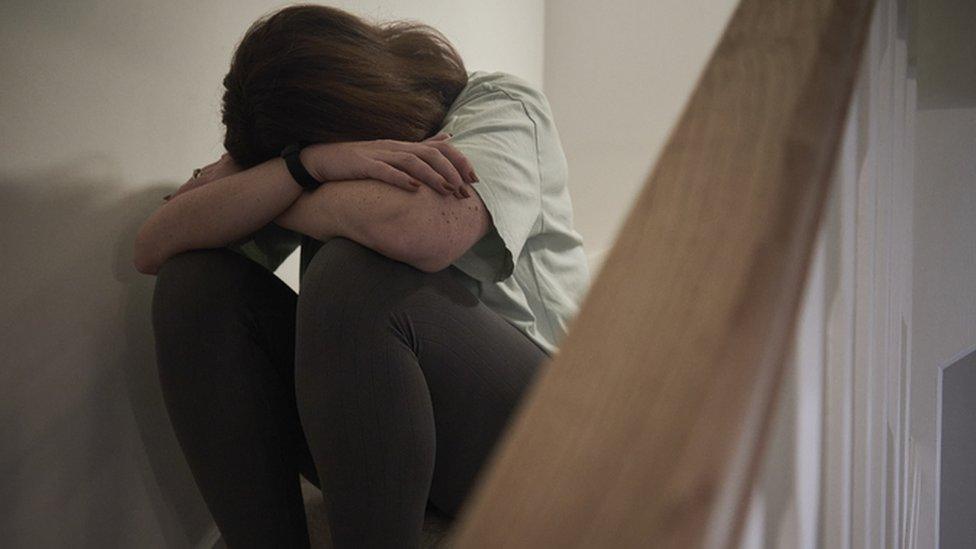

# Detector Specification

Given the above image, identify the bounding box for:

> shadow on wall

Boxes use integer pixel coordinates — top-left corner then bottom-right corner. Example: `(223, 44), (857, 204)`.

(0, 157), (212, 548)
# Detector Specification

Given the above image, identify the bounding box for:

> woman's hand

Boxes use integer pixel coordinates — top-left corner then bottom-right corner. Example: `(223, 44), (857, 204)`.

(165, 153), (244, 201)
(300, 132), (479, 198)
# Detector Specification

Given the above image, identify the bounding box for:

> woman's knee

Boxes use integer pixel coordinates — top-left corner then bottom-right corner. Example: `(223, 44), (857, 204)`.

(296, 237), (477, 334)
(302, 236), (402, 283)
(297, 237), (412, 315)
(151, 248), (261, 331)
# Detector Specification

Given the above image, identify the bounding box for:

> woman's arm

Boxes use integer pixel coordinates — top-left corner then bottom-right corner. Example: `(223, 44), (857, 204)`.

(273, 177), (491, 273)
(133, 157), (303, 275)
(135, 134), (482, 276)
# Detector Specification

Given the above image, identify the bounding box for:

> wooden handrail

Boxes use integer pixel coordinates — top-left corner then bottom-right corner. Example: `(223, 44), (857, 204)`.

(447, 0), (875, 546)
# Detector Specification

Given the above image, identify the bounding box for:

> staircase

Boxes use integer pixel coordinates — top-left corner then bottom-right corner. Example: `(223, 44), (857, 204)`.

(437, 0), (918, 547)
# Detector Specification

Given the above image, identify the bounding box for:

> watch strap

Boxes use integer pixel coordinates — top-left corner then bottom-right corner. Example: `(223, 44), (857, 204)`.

(280, 142), (322, 190)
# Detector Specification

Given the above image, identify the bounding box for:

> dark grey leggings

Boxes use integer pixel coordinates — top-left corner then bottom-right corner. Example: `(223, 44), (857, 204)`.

(150, 237), (549, 548)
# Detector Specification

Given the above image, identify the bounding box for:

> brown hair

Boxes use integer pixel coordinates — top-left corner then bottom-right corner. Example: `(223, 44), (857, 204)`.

(221, 3), (468, 167)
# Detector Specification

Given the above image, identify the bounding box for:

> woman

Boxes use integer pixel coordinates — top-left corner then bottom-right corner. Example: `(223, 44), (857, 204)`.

(136, 4), (590, 548)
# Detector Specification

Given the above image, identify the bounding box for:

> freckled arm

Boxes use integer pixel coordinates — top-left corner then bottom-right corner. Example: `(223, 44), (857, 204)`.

(273, 178), (492, 272)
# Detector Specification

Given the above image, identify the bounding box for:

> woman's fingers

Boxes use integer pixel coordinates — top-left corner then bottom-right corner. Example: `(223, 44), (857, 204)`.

(393, 145), (460, 192)
(366, 160), (422, 192)
(423, 139), (478, 184)
(408, 144), (466, 189)
(417, 136), (475, 198)
(352, 135), (474, 198)
(199, 159), (221, 176)
(376, 151), (455, 195)
(423, 134), (474, 197)
(171, 175), (206, 199)
(391, 136), (476, 187)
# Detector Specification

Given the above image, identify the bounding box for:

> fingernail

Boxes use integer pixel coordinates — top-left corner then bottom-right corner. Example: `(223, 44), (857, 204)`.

(469, 171), (479, 182)
(410, 178), (422, 187)
(447, 132), (453, 137)
(163, 194), (172, 201)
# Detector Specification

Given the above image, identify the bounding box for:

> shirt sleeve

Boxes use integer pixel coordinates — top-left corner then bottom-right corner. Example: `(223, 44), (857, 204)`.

(444, 88), (542, 283)
(226, 220), (302, 273)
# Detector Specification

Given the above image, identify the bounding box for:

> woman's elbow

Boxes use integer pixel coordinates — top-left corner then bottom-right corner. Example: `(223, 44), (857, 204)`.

(401, 238), (462, 273)
(364, 223), (451, 273)
(132, 228), (162, 275)
(411, 254), (452, 274)
(133, 251), (160, 276)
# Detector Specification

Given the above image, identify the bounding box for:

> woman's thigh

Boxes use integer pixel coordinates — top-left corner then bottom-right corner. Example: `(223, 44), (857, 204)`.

(409, 281), (549, 517)
(295, 237), (550, 517)
(152, 247), (321, 487)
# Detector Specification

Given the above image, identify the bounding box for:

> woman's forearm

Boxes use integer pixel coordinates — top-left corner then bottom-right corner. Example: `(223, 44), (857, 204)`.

(272, 177), (490, 273)
(134, 157), (304, 274)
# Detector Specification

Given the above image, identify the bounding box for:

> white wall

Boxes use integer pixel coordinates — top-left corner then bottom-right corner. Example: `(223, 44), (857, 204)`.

(0, 1), (543, 547)
(909, 0), (976, 544)
(542, 0), (739, 273)
(911, 107), (976, 548)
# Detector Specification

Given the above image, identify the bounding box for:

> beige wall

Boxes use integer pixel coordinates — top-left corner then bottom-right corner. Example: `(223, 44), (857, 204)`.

(0, 1), (542, 547)
(542, 0), (739, 273)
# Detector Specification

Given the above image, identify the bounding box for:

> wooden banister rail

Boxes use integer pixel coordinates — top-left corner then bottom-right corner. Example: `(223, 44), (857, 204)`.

(447, 0), (875, 546)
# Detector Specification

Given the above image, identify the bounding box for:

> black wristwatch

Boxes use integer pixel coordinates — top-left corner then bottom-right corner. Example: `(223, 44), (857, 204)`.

(280, 142), (323, 190)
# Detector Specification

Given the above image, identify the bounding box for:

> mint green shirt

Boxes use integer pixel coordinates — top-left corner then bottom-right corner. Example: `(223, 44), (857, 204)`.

(229, 70), (591, 356)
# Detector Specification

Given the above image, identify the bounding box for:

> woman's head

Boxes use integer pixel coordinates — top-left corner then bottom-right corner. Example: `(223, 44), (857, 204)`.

(221, 4), (468, 167)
